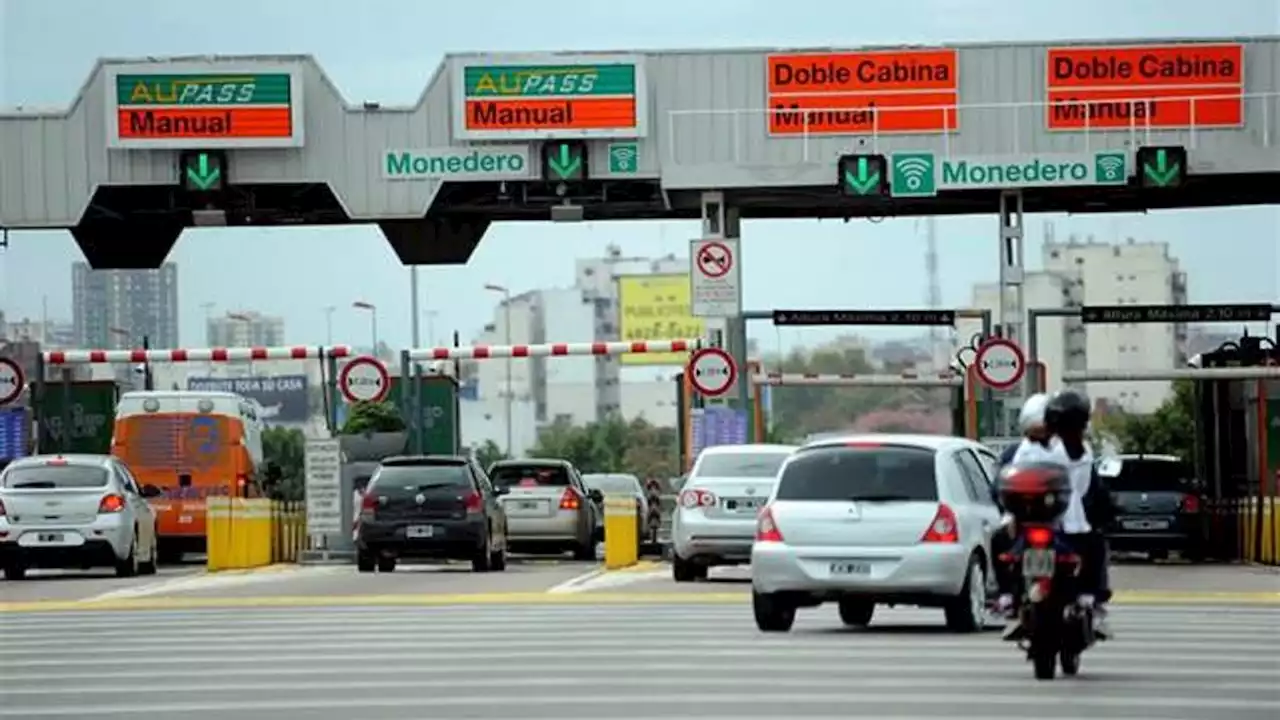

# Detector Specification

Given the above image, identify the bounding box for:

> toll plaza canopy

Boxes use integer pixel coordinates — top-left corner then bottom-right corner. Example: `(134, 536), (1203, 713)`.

(0, 38), (1277, 268)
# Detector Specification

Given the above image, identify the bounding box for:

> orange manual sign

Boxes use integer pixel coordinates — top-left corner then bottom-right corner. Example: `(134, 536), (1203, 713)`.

(1044, 43), (1244, 130)
(766, 49), (959, 136)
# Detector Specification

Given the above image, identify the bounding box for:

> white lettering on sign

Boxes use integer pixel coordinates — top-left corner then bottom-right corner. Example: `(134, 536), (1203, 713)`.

(690, 238), (742, 318)
(304, 438), (343, 536)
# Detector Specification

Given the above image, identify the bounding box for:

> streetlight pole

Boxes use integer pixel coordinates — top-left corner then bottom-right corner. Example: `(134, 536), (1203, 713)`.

(484, 284), (513, 457)
(352, 301), (377, 356)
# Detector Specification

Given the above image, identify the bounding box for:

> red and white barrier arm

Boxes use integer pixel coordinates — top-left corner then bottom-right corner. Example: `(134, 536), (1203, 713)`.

(43, 346), (353, 365)
(752, 372), (963, 387)
(406, 339), (701, 361)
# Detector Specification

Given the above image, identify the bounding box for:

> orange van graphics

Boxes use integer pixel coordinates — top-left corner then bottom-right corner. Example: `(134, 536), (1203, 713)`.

(110, 391), (264, 559)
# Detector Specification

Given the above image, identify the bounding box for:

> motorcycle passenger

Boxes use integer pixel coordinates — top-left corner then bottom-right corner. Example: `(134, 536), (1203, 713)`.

(991, 393), (1052, 618)
(1005, 389), (1116, 640)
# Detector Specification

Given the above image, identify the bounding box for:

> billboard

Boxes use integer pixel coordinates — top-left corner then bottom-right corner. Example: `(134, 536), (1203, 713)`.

(187, 375), (309, 424)
(616, 274), (706, 366)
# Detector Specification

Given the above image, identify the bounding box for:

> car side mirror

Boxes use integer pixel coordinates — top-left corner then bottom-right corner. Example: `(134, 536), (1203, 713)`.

(587, 489), (604, 503)
(140, 484), (163, 499)
(494, 486), (511, 497)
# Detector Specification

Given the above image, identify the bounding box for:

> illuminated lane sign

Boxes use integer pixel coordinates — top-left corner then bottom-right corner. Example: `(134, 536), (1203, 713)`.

(179, 150), (226, 192)
(453, 55), (648, 140)
(766, 49), (958, 136)
(1081, 304), (1272, 324)
(773, 310), (957, 326)
(542, 141), (587, 182)
(1045, 44), (1243, 130)
(106, 65), (305, 149)
(1137, 146), (1187, 189)
(837, 154), (889, 196)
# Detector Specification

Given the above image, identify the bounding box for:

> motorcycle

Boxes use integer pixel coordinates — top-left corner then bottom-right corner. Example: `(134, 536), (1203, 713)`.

(996, 463), (1098, 681)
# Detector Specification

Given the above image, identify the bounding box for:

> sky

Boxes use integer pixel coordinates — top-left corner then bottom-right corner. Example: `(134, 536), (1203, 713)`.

(0, 0), (1277, 354)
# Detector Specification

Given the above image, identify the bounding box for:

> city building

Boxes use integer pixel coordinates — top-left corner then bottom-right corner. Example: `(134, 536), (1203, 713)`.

(962, 234), (1187, 413)
(0, 317), (75, 348)
(206, 311), (286, 348)
(71, 263), (179, 350)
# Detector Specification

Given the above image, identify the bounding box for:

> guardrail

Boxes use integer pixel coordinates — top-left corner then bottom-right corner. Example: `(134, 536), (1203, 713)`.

(665, 92), (1278, 165)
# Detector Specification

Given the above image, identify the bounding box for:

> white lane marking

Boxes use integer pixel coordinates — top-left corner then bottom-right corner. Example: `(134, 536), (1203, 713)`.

(84, 566), (345, 602)
(545, 567), (608, 593)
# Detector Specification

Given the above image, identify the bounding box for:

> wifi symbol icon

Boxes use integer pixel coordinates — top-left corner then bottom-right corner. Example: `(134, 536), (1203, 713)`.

(609, 143), (639, 174)
(1094, 152), (1127, 184)
(891, 153), (937, 197)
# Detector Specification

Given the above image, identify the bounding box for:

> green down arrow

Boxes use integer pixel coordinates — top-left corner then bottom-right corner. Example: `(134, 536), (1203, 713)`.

(186, 154), (222, 191)
(843, 157), (881, 195)
(547, 144), (582, 180)
(1143, 149), (1180, 187)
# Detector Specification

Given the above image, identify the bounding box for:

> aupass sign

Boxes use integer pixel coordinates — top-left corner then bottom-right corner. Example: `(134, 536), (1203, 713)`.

(889, 151), (1128, 197)
(105, 63), (305, 149)
(452, 54), (648, 141)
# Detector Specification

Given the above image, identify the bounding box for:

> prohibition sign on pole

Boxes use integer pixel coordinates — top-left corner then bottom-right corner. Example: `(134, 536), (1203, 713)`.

(974, 337), (1027, 390)
(687, 347), (737, 398)
(695, 241), (733, 279)
(338, 355), (391, 403)
(0, 357), (23, 406)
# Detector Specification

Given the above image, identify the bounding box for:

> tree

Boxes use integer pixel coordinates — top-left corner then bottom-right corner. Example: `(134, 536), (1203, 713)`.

(528, 415), (679, 479)
(473, 439), (508, 470)
(1094, 380), (1196, 459)
(261, 426), (306, 501)
(340, 401), (405, 435)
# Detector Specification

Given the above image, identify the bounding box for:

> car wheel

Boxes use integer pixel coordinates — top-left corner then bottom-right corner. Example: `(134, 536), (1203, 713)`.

(752, 591), (796, 632)
(472, 538), (494, 572)
(376, 556), (397, 573)
(838, 598), (875, 627)
(138, 535), (159, 576)
(2, 563), (26, 581)
(489, 540), (508, 572)
(356, 551), (376, 573)
(672, 555), (706, 582)
(115, 533), (139, 578)
(944, 554), (986, 633)
(572, 535), (596, 562)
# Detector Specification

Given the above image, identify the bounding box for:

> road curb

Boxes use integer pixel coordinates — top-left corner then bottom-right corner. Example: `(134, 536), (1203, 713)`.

(2, 588), (1277, 614)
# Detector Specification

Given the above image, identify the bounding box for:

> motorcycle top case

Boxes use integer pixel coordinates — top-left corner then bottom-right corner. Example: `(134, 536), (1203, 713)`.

(997, 462), (1071, 524)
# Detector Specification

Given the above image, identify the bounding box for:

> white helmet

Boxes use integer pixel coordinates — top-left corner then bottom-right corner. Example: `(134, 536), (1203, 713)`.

(1018, 393), (1049, 433)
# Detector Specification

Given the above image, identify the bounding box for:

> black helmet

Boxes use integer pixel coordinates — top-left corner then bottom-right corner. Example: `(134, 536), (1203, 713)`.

(1044, 388), (1091, 433)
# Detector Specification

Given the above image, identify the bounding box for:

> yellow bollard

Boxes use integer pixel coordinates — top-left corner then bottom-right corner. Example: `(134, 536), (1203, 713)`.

(205, 497), (275, 571)
(603, 497), (639, 570)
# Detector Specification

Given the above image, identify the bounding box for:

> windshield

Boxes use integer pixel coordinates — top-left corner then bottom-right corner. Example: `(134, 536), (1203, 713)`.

(370, 464), (472, 496)
(2, 464), (110, 490)
(1100, 458), (1197, 493)
(491, 465), (570, 488)
(694, 452), (790, 478)
(776, 445), (938, 501)
(583, 475), (640, 494)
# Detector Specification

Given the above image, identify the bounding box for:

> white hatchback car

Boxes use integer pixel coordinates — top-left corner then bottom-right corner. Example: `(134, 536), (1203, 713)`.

(671, 444), (798, 581)
(0, 454), (161, 580)
(751, 434), (1003, 633)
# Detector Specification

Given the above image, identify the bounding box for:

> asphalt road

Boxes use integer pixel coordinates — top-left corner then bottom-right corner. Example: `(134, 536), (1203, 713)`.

(1, 600), (1276, 719)
(0, 563), (204, 603)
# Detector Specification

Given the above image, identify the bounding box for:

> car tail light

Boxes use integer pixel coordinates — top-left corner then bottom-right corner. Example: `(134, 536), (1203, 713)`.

(678, 489), (717, 509)
(756, 506), (784, 543)
(1181, 494), (1201, 514)
(920, 503), (959, 543)
(360, 493), (379, 522)
(464, 491), (484, 513)
(1024, 525), (1054, 548)
(559, 488), (581, 511)
(98, 494), (126, 514)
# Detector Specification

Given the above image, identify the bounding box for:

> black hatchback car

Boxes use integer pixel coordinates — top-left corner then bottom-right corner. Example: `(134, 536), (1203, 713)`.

(355, 455), (510, 573)
(1099, 454), (1206, 561)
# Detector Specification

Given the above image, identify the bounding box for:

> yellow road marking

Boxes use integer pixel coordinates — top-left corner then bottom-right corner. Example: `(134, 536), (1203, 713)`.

(1, 588), (1276, 613)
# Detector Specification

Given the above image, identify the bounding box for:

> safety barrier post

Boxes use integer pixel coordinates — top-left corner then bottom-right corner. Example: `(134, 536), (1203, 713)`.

(603, 496), (640, 570)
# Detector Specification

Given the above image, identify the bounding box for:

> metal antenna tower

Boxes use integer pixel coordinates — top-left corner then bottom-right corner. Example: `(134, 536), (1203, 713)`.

(923, 217), (944, 365)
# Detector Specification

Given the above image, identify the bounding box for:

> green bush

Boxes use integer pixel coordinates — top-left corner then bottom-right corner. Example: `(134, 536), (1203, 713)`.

(341, 401), (406, 435)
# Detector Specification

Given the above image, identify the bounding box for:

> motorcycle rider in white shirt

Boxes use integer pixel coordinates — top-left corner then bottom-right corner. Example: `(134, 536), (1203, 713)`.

(997, 389), (1115, 640)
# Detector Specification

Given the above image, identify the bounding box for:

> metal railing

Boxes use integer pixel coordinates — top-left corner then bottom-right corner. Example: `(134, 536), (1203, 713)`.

(665, 92), (1277, 165)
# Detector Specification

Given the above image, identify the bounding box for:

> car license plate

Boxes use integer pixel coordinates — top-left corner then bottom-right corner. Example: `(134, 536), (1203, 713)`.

(1022, 548), (1056, 579)
(1122, 519), (1170, 530)
(406, 525), (434, 539)
(516, 501), (542, 511)
(727, 498), (761, 512)
(829, 562), (871, 576)
(36, 532), (64, 544)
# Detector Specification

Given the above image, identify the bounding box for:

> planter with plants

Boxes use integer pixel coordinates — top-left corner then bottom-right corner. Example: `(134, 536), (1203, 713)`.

(339, 401), (409, 461)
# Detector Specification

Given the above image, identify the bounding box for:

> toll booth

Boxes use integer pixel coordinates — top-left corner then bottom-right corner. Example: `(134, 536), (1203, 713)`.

(1193, 337), (1279, 562)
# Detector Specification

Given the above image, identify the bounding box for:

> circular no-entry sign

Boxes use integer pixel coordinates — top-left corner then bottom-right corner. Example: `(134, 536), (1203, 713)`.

(974, 337), (1026, 390)
(339, 355), (390, 403)
(688, 347), (737, 398)
(0, 357), (24, 406)
(695, 241), (733, 279)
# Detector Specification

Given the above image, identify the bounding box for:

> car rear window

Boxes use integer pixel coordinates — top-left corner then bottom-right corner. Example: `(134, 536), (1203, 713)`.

(370, 464), (473, 497)
(2, 464), (110, 489)
(1100, 458), (1196, 493)
(584, 475), (641, 494)
(776, 445), (938, 502)
(694, 453), (789, 478)
(491, 465), (570, 488)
